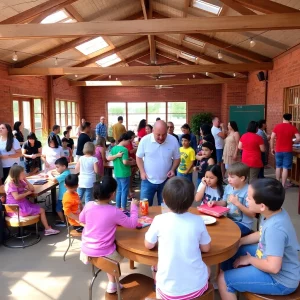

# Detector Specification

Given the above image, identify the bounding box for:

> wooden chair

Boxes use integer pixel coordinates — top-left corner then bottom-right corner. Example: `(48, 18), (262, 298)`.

(242, 285), (300, 300)
(145, 283), (214, 300)
(63, 215), (82, 261)
(88, 256), (157, 300)
(4, 204), (41, 248)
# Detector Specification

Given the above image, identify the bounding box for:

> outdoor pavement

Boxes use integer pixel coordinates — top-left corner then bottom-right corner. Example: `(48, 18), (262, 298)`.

(0, 168), (299, 300)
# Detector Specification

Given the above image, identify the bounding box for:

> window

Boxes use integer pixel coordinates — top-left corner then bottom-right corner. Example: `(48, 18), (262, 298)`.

(192, 0), (221, 15)
(55, 100), (79, 134)
(107, 102), (187, 134)
(34, 99), (43, 141)
(96, 54), (121, 67)
(75, 37), (109, 55)
(41, 9), (75, 24)
(284, 86), (300, 131)
(184, 36), (205, 48)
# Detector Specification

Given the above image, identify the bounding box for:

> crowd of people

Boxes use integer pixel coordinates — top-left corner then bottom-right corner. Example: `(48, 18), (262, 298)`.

(0, 113), (300, 299)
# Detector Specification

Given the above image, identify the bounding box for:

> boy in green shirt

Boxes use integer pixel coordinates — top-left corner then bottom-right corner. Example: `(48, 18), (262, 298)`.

(177, 134), (195, 183)
(107, 133), (136, 211)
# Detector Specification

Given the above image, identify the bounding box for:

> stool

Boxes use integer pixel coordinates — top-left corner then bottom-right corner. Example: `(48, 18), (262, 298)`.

(242, 285), (300, 300)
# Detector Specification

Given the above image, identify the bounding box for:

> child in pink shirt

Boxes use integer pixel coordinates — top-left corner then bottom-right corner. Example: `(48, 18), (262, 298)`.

(79, 176), (139, 294)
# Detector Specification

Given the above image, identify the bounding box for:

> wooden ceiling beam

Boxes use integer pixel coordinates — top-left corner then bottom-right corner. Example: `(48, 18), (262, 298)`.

(8, 62), (273, 76)
(0, 0), (78, 24)
(218, 0), (256, 15)
(70, 78), (247, 87)
(186, 33), (270, 62)
(1, 13), (300, 39)
(234, 0), (299, 14)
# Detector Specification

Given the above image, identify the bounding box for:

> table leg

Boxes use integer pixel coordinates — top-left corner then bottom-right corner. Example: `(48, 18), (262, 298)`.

(51, 187), (57, 215)
(129, 260), (135, 269)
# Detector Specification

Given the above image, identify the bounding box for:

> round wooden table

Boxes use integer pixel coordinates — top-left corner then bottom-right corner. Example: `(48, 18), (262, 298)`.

(116, 207), (241, 266)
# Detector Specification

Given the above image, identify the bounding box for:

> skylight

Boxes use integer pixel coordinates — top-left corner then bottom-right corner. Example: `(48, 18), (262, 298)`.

(192, 0), (221, 15)
(96, 54), (121, 67)
(181, 52), (197, 62)
(41, 9), (75, 24)
(184, 36), (205, 48)
(76, 37), (109, 55)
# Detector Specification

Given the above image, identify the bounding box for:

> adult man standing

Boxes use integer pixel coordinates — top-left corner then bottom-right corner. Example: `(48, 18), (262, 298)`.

(76, 122), (92, 161)
(211, 117), (226, 174)
(136, 121), (180, 206)
(95, 116), (107, 140)
(271, 113), (300, 187)
(112, 116), (126, 141)
(167, 121), (179, 143)
(49, 125), (61, 146)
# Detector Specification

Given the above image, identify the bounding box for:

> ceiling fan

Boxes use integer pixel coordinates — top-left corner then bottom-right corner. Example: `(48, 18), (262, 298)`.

(146, 74), (176, 79)
(144, 85), (174, 89)
(136, 59), (178, 66)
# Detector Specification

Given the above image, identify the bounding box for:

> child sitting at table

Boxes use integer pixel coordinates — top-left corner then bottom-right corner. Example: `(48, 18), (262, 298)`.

(62, 174), (83, 232)
(79, 176), (139, 293)
(218, 178), (300, 300)
(145, 177), (211, 300)
(195, 164), (224, 205)
(48, 157), (71, 226)
(5, 165), (59, 236)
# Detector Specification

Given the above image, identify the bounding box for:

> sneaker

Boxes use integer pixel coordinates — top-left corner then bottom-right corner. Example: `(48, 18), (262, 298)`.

(106, 282), (123, 294)
(111, 200), (116, 204)
(45, 227), (60, 236)
(55, 220), (67, 227)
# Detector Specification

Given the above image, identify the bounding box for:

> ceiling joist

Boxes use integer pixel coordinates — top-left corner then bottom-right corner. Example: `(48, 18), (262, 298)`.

(8, 62), (273, 76)
(234, 0), (299, 14)
(218, 0), (256, 15)
(70, 78), (248, 87)
(1, 13), (300, 39)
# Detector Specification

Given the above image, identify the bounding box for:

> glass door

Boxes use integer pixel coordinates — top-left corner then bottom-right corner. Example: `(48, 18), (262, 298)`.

(13, 99), (33, 140)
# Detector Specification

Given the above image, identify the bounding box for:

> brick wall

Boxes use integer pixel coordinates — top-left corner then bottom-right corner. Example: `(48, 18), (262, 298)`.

(83, 84), (223, 128)
(0, 62), (83, 135)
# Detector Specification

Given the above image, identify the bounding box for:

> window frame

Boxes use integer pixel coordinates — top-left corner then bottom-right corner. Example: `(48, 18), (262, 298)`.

(284, 86), (300, 131)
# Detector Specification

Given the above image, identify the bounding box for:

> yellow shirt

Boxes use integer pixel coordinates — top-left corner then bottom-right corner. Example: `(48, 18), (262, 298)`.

(178, 146), (195, 174)
(112, 122), (126, 141)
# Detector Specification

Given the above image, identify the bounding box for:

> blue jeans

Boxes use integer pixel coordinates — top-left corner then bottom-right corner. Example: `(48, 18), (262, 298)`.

(78, 187), (93, 205)
(222, 244), (297, 295)
(116, 177), (130, 209)
(216, 149), (223, 163)
(140, 179), (167, 206)
(235, 221), (252, 237)
(177, 172), (193, 183)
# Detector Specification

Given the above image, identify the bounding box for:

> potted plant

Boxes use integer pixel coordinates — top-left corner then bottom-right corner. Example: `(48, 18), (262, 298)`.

(190, 112), (213, 138)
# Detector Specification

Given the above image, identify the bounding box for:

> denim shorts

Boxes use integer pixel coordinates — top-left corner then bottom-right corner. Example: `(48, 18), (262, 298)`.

(223, 244), (297, 295)
(216, 149), (224, 163)
(275, 152), (293, 169)
(56, 200), (63, 212)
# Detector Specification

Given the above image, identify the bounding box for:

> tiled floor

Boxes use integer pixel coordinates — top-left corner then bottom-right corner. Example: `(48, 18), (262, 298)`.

(0, 169), (299, 300)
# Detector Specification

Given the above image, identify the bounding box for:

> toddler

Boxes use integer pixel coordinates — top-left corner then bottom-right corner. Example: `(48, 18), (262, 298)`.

(145, 177), (211, 299)
(79, 176), (139, 293)
(61, 137), (73, 163)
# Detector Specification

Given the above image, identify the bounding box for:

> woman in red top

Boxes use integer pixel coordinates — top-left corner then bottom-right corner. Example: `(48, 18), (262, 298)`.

(238, 121), (265, 182)
(137, 119), (147, 139)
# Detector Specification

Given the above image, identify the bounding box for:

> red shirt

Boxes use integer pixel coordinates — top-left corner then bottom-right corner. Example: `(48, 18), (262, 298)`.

(273, 123), (299, 152)
(137, 127), (146, 139)
(125, 142), (136, 159)
(240, 132), (264, 168)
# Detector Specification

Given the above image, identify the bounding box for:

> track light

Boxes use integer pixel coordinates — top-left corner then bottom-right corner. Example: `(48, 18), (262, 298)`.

(12, 52), (18, 62)
(75, 74), (78, 78)
(116, 78), (118, 80)
(233, 73), (236, 77)
(108, 75), (111, 79)
(206, 72), (209, 77)
(54, 58), (58, 66)
(218, 50), (223, 60)
(193, 74), (196, 78)
(250, 38), (256, 48)
(187, 78), (190, 81)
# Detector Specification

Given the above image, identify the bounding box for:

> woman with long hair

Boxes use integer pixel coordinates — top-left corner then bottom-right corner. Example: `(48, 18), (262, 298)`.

(22, 132), (42, 175)
(137, 119), (147, 139)
(41, 136), (64, 170)
(0, 123), (22, 182)
(223, 121), (240, 169)
(13, 121), (24, 144)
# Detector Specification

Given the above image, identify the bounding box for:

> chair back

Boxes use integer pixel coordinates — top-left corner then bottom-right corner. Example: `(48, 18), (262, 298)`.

(3, 204), (21, 226)
(89, 256), (121, 279)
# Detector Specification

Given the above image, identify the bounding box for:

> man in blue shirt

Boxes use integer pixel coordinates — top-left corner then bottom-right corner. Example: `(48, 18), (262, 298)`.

(95, 116), (107, 140)
(49, 125), (62, 146)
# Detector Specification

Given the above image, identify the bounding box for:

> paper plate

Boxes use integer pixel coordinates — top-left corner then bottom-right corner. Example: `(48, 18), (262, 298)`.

(200, 215), (217, 225)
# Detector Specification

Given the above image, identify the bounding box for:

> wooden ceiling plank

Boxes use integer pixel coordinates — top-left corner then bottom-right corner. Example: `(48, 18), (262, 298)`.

(186, 33), (270, 62)
(234, 0), (299, 14)
(2, 13), (300, 39)
(70, 78), (248, 87)
(8, 62), (273, 76)
(0, 0), (78, 24)
(219, 0), (256, 15)
(179, 0), (191, 45)
(65, 4), (84, 21)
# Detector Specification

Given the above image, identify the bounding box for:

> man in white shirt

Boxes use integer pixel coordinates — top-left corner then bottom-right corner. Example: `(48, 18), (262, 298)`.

(136, 121), (180, 206)
(211, 116), (226, 175)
